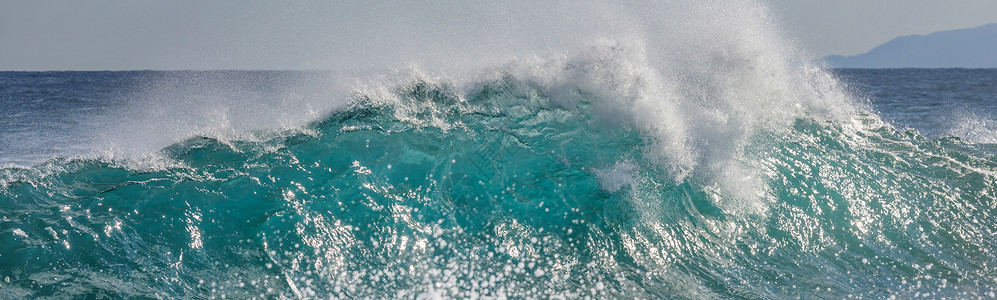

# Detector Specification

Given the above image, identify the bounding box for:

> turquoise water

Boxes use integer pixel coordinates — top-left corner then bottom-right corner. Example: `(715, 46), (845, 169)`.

(3, 1), (997, 296)
(3, 67), (997, 298)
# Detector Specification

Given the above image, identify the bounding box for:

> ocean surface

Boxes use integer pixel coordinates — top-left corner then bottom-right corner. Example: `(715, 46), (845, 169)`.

(3, 45), (997, 299)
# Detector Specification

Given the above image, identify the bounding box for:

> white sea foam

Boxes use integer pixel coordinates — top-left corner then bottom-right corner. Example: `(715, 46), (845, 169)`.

(594, 162), (638, 192)
(92, 71), (363, 159)
(946, 112), (997, 144)
(478, 1), (861, 214)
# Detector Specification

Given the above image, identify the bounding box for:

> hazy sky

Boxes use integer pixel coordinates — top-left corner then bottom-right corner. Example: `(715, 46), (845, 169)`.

(769, 0), (997, 57)
(2, 0), (995, 71)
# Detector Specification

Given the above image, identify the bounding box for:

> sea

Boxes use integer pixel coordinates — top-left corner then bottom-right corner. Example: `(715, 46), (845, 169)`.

(3, 20), (997, 300)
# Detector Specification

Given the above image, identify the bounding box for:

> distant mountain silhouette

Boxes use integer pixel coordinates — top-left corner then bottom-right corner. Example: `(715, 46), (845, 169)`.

(825, 23), (997, 68)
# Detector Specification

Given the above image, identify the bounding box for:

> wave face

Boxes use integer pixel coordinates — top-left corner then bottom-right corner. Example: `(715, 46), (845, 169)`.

(3, 58), (997, 298)
(3, 1), (997, 298)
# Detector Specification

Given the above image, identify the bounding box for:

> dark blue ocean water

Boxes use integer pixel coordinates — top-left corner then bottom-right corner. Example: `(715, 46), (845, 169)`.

(1, 67), (996, 298)
(837, 69), (997, 143)
(1, 72), (132, 166)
